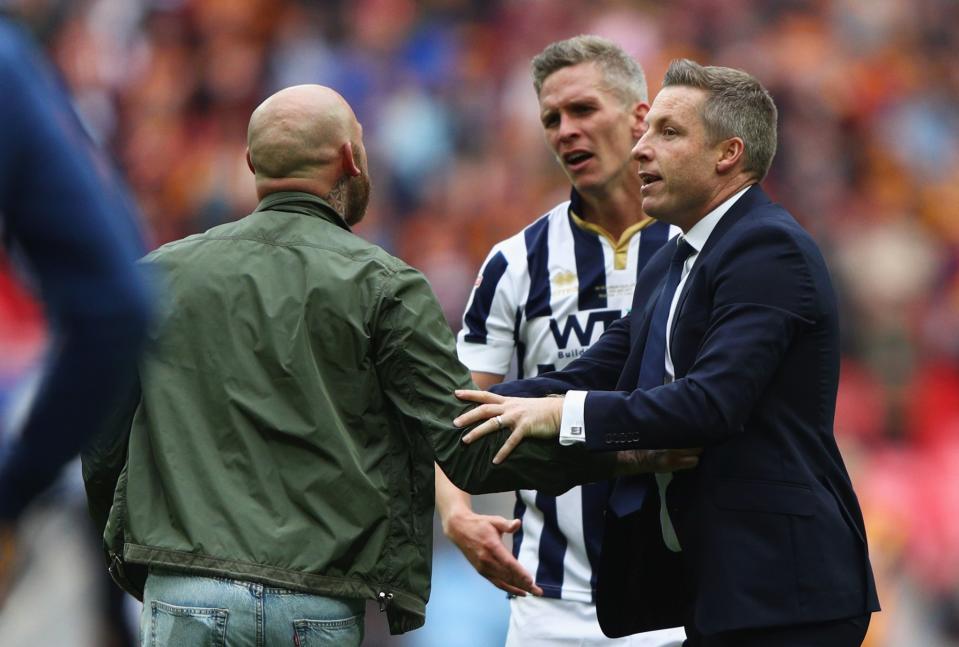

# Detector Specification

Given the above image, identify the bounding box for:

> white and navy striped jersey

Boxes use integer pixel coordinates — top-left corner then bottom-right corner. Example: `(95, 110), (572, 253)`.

(457, 191), (679, 602)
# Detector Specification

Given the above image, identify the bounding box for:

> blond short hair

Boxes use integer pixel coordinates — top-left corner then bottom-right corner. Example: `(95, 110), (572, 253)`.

(531, 35), (648, 106)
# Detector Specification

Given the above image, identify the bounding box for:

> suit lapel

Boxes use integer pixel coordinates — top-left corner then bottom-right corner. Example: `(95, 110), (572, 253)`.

(667, 185), (772, 358)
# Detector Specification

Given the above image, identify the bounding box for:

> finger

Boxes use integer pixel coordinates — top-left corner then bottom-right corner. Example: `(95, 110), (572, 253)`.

(489, 554), (543, 596)
(492, 579), (530, 597)
(454, 403), (500, 429)
(492, 428), (526, 464)
(504, 519), (522, 534)
(501, 561), (535, 591)
(454, 390), (505, 405)
(497, 566), (538, 596)
(488, 517), (521, 534)
(485, 545), (533, 586)
(659, 456), (698, 470)
(654, 452), (700, 472)
(665, 450), (701, 467)
(497, 571), (543, 597)
(483, 550), (536, 596)
(650, 452), (670, 471)
(461, 417), (501, 444)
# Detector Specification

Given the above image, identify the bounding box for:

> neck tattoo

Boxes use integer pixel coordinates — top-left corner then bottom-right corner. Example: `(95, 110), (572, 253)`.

(324, 180), (348, 219)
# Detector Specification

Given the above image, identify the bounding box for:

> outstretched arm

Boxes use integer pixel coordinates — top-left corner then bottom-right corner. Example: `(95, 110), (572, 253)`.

(455, 389), (701, 470)
(434, 371), (540, 596)
(374, 267), (621, 496)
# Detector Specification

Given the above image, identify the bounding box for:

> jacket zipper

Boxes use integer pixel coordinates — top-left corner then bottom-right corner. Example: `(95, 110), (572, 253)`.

(377, 590), (394, 612)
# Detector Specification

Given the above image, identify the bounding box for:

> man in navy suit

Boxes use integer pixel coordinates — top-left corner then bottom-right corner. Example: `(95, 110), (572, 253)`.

(455, 59), (879, 646)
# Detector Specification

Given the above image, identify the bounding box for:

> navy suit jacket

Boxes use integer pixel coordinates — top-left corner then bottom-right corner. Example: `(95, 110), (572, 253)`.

(493, 185), (879, 636)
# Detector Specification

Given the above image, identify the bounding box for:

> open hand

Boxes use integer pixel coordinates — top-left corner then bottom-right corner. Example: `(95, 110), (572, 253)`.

(443, 510), (541, 597)
(454, 390), (563, 464)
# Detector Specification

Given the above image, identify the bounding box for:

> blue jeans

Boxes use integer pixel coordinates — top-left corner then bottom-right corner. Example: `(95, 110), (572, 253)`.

(140, 568), (365, 647)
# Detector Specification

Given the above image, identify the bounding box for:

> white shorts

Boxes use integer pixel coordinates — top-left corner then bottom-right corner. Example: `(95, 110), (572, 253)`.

(505, 595), (686, 647)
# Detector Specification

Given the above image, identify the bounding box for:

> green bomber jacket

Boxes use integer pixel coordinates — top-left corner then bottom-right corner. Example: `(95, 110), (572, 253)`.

(81, 192), (619, 634)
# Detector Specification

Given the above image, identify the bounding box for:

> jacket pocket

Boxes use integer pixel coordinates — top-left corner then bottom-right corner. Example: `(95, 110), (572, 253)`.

(713, 477), (815, 516)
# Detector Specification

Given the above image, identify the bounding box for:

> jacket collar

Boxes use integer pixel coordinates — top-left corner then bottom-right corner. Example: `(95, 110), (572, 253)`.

(253, 191), (352, 232)
(696, 183), (768, 255)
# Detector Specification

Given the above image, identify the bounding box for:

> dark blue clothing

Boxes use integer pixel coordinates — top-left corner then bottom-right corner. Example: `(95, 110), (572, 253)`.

(608, 237), (695, 518)
(0, 18), (151, 521)
(494, 186), (879, 640)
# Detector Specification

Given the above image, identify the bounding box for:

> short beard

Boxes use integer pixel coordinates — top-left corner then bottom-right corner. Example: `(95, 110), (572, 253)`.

(327, 173), (371, 227)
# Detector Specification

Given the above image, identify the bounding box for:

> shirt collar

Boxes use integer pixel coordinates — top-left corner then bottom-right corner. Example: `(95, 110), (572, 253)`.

(569, 186), (585, 216)
(683, 185), (752, 253)
(567, 187), (655, 238)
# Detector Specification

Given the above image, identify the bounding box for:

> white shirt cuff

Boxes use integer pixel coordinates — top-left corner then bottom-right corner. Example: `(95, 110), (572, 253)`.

(559, 390), (588, 446)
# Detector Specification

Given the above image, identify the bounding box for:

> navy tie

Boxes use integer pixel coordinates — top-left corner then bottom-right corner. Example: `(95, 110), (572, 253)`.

(609, 236), (696, 517)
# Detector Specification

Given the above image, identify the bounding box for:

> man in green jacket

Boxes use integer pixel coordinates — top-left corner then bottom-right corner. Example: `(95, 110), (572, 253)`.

(82, 85), (696, 646)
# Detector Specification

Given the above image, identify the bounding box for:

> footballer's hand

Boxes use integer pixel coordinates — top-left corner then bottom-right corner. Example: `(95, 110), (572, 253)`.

(454, 390), (562, 464)
(615, 448), (703, 476)
(444, 510), (541, 597)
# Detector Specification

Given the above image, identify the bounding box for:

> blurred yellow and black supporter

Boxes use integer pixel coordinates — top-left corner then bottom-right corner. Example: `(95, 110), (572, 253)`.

(0, 1), (957, 645)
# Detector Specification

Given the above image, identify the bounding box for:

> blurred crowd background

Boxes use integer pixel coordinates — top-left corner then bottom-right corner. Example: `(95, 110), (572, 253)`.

(1, 0), (957, 645)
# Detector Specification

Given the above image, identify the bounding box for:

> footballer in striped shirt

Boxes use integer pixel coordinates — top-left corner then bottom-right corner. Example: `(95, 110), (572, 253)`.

(436, 36), (685, 647)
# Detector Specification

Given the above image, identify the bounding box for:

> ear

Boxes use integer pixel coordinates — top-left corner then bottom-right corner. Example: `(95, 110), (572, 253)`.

(630, 102), (651, 139)
(340, 142), (361, 177)
(716, 137), (745, 174)
(245, 149), (255, 175)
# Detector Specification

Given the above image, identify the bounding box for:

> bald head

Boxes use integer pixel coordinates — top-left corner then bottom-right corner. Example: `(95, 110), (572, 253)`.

(246, 85), (367, 205)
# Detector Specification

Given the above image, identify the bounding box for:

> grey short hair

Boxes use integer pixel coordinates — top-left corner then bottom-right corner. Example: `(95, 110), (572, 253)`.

(662, 59), (778, 181)
(531, 35), (648, 106)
